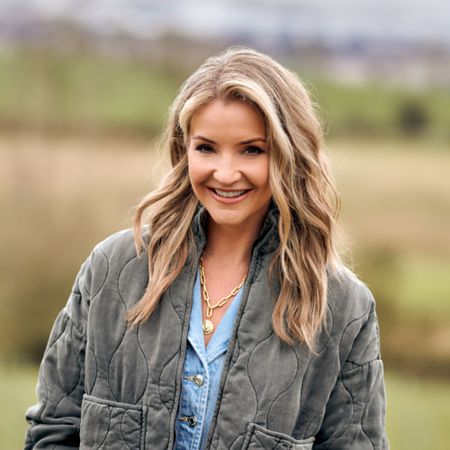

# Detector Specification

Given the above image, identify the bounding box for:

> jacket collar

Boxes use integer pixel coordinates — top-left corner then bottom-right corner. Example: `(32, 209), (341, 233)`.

(191, 200), (280, 256)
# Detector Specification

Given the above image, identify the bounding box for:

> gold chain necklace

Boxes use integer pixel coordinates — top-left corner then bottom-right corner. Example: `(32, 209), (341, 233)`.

(199, 256), (246, 335)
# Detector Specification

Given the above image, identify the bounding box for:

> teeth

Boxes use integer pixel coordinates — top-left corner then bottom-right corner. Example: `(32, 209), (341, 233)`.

(214, 189), (247, 198)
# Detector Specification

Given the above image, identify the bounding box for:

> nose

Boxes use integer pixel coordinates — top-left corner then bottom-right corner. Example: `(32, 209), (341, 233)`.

(213, 154), (242, 186)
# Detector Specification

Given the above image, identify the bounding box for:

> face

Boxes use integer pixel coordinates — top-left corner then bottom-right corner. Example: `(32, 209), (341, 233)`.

(187, 99), (272, 232)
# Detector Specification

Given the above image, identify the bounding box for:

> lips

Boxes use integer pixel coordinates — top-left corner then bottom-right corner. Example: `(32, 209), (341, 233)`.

(206, 187), (251, 203)
(213, 188), (248, 198)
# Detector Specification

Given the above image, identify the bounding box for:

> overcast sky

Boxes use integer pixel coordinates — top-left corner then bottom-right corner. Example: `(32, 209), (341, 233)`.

(2, 0), (449, 46)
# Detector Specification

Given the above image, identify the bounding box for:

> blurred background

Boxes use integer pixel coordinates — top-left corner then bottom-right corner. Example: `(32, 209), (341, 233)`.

(1, 0), (449, 448)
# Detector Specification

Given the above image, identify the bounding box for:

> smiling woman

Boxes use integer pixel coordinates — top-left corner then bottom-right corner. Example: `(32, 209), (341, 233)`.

(25, 47), (388, 449)
(188, 100), (271, 231)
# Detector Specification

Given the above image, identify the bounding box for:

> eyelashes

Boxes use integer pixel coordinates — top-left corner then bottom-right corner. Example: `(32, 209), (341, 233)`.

(244, 146), (264, 155)
(195, 144), (214, 153)
(194, 144), (265, 155)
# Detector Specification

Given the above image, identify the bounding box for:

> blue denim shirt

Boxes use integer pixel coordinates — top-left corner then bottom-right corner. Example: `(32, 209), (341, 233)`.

(174, 271), (244, 450)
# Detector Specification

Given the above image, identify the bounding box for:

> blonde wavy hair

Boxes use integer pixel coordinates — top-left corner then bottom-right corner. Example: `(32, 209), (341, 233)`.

(128, 46), (342, 349)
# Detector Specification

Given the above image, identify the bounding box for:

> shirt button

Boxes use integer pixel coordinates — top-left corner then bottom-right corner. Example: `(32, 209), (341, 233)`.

(193, 374), (204, 386)
(187, 416), (198, 427)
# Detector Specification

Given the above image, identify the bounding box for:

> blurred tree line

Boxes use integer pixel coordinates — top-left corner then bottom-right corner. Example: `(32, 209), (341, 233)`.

(0, 49), (449, 141)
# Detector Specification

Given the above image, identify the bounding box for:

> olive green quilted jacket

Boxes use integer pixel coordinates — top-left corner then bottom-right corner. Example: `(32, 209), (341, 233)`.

(25, 207), (388, 449)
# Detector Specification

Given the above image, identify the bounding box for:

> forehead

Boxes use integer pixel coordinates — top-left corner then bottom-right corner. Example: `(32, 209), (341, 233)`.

(190, 99), (266, 138)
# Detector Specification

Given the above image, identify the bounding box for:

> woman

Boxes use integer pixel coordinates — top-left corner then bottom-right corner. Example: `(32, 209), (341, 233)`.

(25, 47), (388, 449)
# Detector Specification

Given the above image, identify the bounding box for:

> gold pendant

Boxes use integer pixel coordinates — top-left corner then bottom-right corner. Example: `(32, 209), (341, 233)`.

(202, 319), (214, 335)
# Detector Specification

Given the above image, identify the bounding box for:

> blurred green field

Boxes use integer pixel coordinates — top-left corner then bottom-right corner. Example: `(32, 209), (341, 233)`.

(0, 364), (37, 449)
(3, 364), (449, 450)
(1, 49), (449, 139)
(1, 49), (449, 447)
(329, 138), (450, 324)
(386, 373), (450, 450)
(0, 50), (179, 133)
(312, 78), (450, 139)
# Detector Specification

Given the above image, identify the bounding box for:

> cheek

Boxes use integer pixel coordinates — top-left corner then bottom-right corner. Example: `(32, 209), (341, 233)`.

(187, 148), (199, 179)
(187, 152), (207, 189)
(250, 158), (270, 187)
(256, 160), (272, 199)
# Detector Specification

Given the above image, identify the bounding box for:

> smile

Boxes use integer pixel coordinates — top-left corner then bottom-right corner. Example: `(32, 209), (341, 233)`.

(207, 187), (251, 204)
(213, 189), (248, 198)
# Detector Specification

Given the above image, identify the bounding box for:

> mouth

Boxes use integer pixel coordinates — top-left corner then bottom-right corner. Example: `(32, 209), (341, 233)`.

(207, 187), (251, 202)
(211, 188), (249, 198)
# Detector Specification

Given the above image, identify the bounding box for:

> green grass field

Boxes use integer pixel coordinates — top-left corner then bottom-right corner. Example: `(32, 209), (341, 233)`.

(1, 50), (449, 139)
(3, 364), (449, 449)
(0, 365), (38, 449)
(386, 373), (450, 450)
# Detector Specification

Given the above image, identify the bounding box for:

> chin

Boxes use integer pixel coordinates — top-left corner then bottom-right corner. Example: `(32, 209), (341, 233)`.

(208, 212), (246, 228)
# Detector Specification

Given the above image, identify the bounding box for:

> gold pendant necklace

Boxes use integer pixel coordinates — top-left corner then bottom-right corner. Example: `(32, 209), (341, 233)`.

(199, 257), (246, 335)
(202, 320), (214, 335)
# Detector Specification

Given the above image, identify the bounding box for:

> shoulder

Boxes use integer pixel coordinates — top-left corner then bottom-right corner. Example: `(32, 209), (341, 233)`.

(64, 228), (148, 334)
(326, 264), (376, 330)
(325, 265), (381, 363)
(80, 228), (148, 292)
(93, 228), (139, 261)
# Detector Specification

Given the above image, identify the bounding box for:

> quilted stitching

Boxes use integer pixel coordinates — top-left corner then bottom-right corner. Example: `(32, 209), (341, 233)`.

(26, 308), (86, 448)
(80, 394), (144, 449)
(242, 424), (314, 450)
(25, 206), (388, 449)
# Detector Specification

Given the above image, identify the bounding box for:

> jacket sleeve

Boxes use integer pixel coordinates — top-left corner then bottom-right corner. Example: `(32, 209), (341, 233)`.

(24, 254), (92, 449)
(314, 298), (389, 450)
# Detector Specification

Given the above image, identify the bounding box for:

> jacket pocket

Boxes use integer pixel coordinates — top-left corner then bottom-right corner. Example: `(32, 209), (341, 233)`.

(242, 423), (314, 450)
(80, 394), (145, 450)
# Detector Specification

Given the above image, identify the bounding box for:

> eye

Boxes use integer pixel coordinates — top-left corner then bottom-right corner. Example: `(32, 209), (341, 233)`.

(243, 146), (264, 155)
(195, 144), (215, 153)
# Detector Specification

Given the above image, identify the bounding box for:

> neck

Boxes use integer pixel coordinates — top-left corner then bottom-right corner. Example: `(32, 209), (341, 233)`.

(202, 219), (264, 266)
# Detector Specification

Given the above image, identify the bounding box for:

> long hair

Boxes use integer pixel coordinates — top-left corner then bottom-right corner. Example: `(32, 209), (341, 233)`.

(128, 46), (341, 349)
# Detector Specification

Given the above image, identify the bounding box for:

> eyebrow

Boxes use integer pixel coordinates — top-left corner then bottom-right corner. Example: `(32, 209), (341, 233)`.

(192, 135), (266, 145)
